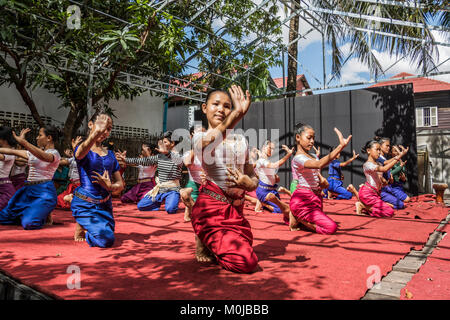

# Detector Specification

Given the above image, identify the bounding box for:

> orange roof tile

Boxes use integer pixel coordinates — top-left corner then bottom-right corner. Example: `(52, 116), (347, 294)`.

(369, 72), (450, 93)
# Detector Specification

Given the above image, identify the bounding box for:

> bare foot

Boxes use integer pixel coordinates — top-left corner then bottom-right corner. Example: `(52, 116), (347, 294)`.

(297, 218), (316, 232)
(45, 213), (53, 225)
(289, 212), (301, 231)
(355, 201), (371, 215)
(74, 222), (86, 242)
(254, 201), (263, 213)
(184, 207), (192, 222)
(63, 193), (74, 204)
(195, 235), (215, 262)
(347, 184), (360, 201)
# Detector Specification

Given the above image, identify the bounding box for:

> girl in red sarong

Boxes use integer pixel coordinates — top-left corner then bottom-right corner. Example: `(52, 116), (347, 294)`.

(190, 85), (259, 274)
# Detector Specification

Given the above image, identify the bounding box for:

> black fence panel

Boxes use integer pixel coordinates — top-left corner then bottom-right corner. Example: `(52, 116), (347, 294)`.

(194, 84), (417, 195)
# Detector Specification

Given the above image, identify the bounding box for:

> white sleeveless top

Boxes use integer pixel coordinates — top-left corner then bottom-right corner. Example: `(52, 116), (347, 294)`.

(27, 149), (61, 182)
(193, 131), (248, 198)
(363, 161), (382, 191)
(0, 154), (15, 179)
(255, 158), (277, 186)
(292, 153), (320, 190)
(138, 164), (156, 180)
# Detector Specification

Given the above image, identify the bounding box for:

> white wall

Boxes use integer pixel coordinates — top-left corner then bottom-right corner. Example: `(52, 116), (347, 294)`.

(417, 129), (450, 197)
(0, 85), (164, 134)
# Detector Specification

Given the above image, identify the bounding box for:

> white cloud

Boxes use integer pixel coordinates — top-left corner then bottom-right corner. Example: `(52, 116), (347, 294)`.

(332, 30), (450, 86)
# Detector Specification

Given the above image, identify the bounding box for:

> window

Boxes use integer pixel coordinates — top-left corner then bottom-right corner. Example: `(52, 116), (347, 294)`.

(416, 106), (438, 127)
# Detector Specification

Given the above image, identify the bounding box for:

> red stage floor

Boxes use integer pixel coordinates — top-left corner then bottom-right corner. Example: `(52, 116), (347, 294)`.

(401, 221), (450, 300)
(0, 194), (447, 300)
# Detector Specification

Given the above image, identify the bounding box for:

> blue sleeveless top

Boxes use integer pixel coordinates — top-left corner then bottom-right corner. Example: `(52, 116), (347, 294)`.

(328, 159), (342, 179)
(74, 146), (120, 198)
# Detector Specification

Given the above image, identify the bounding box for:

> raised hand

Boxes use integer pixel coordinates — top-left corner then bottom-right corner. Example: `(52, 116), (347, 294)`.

(92, 170), (112, 191)
(93, 114), (111, 135)
(281, 144), (295, 156)
(313, 145), (320, 157)
(334, 128), (352, 148)
(228, 85), (251, 116)
(13, 128), (31, 144)
(352, 150), (359, 160)
(115, 149), (127, 162)
(71, 136), (83, 150)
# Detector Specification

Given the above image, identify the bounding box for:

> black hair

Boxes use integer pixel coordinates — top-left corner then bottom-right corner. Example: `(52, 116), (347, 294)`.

(361, 140), (380, 154)
(42, 126), (61, 145)
(374, 136), (390, 145)
(0, 126), (17, 147)
(204, 89), (233, 107)
(295, 123), (313, 135)
(142, 142), (158, 155)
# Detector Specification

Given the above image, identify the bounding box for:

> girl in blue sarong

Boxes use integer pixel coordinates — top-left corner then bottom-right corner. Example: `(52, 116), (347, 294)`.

(0, 127), (61, 229)
(72, 113), (124, 248)
(323, 150), (359, 200)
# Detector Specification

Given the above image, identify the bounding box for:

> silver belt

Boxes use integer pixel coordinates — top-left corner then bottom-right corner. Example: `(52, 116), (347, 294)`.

(0, 180), (12, 185)
(25, 179), (52, 186)
(74, 191), (111, 204)
(203, 188), (244, 206)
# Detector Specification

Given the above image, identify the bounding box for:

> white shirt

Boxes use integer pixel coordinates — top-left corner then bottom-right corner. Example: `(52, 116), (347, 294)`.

(10, 162), (27, 176)
(292, 154), (320, 190)
(363, 161), (382, 190)
(193, 131), (248, 198)
(27, 149), (61, 182)
(0, 154), (15, 179)
(138, 164), (156, 180)
(68, 157), (80, 181)
(255, 158), (277, 185)
(183, 151), (203, 184)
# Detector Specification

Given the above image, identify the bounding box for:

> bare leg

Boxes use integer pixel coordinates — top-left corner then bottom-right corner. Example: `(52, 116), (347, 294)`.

(289, 212), (316, 232)
(277, 186), (292, 197)
(266, 193), (290, 216)
(74, 222), (86, 241)
(180, 188), (194, 222)
(195, 235), (215, 262)
(347, 184), (360, 201)
(355, 201), (372, 215)
(254, 200), (263, 213)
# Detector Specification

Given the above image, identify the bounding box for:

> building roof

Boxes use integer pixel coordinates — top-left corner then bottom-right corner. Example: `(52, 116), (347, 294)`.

(271, 74), (312, 95)
(369, 72), (450, 93)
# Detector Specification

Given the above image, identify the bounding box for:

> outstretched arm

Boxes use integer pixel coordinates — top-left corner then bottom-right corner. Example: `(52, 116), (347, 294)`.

(195, 85), (251, 151)
(266, 145), (295, 169)
(340, 150), (359, 167)
(304, 128), (352, 169)
(75, 115), (111, 160)
(0, 148), (28, 160)
(13, 129), (55, 163)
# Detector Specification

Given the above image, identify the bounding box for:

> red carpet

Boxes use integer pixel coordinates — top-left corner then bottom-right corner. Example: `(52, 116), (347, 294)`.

(0, 194), (447, 300)
(401, 219), (450, 300)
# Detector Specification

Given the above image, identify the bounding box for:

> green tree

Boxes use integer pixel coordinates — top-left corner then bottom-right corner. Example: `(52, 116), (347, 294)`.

(0, 0), (285, 147)
(283, 0), (447, 94)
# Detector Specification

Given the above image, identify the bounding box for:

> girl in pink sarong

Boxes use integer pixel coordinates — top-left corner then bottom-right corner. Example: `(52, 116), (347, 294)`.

(289, 124), (352, 235)
(190, 85), (259, 274)
(356, 140), (408, 217)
